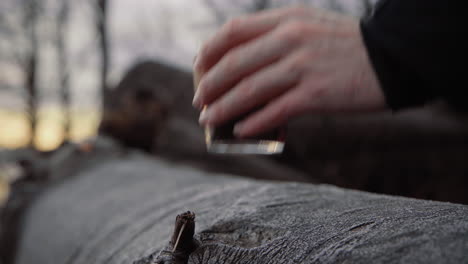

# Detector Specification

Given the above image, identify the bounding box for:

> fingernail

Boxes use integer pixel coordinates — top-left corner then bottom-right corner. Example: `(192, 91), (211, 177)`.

(193, 55), (197, 65)
(192, 91), (201, 108)
(233, 123), (243, 137)
(199, 108), (210, 124)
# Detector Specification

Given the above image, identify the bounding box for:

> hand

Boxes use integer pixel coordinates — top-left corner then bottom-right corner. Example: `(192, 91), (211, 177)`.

(193, 6), (386, 137)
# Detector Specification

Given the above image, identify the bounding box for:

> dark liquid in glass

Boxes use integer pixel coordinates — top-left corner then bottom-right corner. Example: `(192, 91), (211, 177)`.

(206, 108), (285, 154)
(211, 115), (282, 141)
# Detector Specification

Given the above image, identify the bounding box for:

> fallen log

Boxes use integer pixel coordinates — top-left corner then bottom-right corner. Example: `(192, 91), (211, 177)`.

(14, 144), (468, 264)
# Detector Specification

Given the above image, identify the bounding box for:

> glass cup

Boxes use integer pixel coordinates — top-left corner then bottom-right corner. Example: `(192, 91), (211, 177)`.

(203, 107), (285, 155)
(194, 69), (284, 154)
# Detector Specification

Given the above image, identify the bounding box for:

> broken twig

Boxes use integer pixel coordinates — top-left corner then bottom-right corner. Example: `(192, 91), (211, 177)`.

(153, 211), (199, 264)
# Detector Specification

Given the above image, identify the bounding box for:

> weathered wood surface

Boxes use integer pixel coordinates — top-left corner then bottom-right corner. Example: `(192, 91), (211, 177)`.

(14, 144), (468, 264)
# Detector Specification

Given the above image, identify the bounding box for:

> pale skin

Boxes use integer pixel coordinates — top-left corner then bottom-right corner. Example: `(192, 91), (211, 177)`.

(193, 6), (386, 138)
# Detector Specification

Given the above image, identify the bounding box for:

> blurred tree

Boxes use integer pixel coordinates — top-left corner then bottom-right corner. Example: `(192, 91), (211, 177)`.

(95, 0), (110, 108)
(203, 0), (228, 25)
(56, 0), (72, 140)
(363, 0), (374, 18)
(21, 0), (41, 147)
(203, 0), (270, 25)
(328, 0), (345, 13)
(249, 0), (269, 12)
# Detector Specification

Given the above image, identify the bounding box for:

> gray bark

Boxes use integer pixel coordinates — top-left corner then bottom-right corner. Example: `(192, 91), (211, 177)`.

(14, 142), (468, 264)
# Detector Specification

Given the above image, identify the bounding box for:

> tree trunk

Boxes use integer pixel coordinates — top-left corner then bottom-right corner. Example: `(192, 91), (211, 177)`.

(23, 0), (39, 148)
(96, 0), (109, 108)
(57, 0), (71, 139)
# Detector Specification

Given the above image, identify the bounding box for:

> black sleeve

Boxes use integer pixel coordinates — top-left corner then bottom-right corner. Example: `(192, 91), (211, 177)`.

(360, 0), (466, 111)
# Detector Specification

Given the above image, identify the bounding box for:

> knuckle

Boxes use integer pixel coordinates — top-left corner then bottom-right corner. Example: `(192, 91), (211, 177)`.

(310, 85), (328, 101)
(289, 57), (305, 73)
(288, 98), (308, 117)
(194, 59), (204, 76)
(279, 21), (310, 45)
(279, 93), (309, 118)
(276, 101), (294, 119)
(198, 77), (211, 96)
(286, 52), (310, 77)
(220, 50), (240, 73)
(213, 103), (227, 121)
(222, 18), (244, 39)
(197, 44), (210, 68)
(237, 79), (256, 97)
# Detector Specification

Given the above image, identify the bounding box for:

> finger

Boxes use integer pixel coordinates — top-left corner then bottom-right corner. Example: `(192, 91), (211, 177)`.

(192, 55), (200, 93)
(195, 20), (307, 107)
(193, 7), (310, 108)
(200, 52), (304, 126)
(193, 6), (309, 80)
(233, 88), (308, 137)
(193, 14), (276, 108)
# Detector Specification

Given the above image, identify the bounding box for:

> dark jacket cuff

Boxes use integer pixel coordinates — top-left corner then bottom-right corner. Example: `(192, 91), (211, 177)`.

(360, 19), (431, 111)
